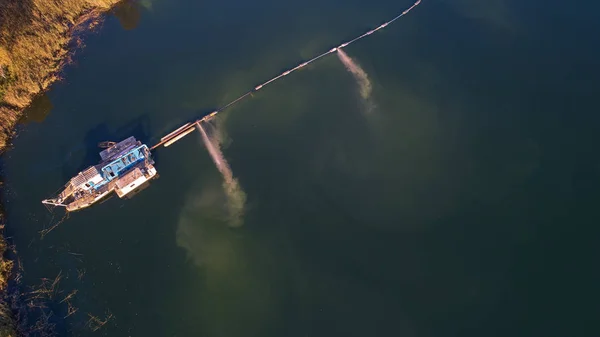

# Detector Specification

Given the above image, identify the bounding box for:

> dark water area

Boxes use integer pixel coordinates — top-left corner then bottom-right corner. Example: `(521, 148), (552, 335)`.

(2, 0), (600, 336)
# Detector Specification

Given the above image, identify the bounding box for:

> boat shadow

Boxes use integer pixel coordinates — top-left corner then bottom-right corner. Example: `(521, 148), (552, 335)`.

(61, 114), (152, 183)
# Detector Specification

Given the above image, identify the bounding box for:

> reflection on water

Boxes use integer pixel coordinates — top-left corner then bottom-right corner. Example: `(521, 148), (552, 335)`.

(18, 93), (52, 124)
(111, 0), (141, 30)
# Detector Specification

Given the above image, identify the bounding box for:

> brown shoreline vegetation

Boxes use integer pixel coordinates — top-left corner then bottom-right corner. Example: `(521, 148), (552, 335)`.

(0, 0), (121, 149)
(0, 0), (121, 335)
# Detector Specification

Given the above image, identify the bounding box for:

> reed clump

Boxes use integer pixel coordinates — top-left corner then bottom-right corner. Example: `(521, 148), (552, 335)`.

(0, 219), (15, 336)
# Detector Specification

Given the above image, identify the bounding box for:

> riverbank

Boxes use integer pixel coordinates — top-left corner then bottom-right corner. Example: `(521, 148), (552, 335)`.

(0, 0), (121, 149)
(1, 0), (121, 334)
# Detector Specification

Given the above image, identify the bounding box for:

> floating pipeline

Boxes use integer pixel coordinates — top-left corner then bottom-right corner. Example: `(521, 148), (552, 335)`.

(41, 0), (423, 213)
(160, 122), (193, 142)
(150, 0), (422, 150)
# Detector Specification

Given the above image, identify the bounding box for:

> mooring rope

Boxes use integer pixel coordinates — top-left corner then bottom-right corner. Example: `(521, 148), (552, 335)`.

(152, 0), (421, 150)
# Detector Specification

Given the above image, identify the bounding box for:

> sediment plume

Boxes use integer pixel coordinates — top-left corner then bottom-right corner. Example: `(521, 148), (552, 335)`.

(337, 49), (372, 100)
(197, 123), (246, 227)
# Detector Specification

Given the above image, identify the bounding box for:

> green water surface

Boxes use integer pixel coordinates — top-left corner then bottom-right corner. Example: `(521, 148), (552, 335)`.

(3, 0), (599, 336)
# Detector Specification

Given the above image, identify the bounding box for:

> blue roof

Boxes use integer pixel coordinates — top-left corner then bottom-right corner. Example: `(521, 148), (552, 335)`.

(100, 145), (150, 182)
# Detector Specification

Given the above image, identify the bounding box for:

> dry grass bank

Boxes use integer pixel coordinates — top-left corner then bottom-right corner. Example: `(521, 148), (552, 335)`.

(0, 217), (14, 337)
(0, 0), (121, 150)
(0, 0), (121, 335)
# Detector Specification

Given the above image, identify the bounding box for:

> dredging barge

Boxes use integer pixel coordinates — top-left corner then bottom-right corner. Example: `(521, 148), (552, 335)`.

(42, 136), (158, 212)
(42, 118), (209, 212)
(40, 0), (422, 212)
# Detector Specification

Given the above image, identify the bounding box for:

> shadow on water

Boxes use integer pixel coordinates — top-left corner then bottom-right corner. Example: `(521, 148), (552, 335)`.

(61, 114), (152, 182)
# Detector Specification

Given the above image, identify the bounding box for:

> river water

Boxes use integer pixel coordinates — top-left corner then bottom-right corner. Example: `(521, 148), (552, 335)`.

(2, 0), (599, 336)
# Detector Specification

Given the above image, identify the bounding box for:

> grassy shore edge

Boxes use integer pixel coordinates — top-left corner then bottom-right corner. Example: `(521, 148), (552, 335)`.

(0, 0), (122, 334)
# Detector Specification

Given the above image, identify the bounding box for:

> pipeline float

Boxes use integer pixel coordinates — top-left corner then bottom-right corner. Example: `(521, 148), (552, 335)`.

(42, 0), (422, 211)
